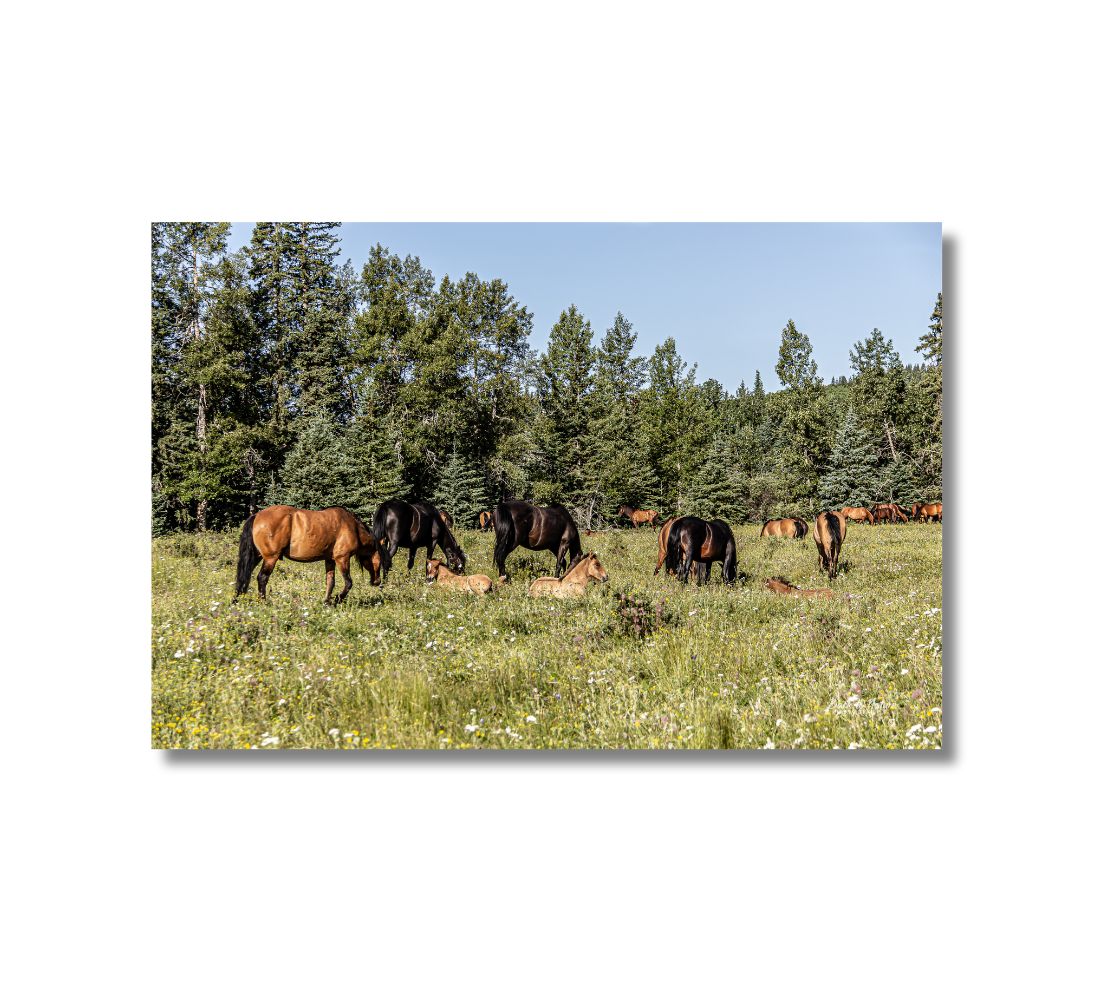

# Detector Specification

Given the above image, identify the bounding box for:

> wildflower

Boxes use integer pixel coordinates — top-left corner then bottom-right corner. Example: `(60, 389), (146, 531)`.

(526, 715), (538, 724)
(762, 740), (776, 749)
(464, 724), (479, 733)
(260, 736), (280, 747)
(848, 742), (860, 750)
(328, 728), (340, 738)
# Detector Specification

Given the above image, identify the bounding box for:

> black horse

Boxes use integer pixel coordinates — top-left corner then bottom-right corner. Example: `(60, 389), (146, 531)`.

(664, 517), (738, 585)
(492, 500), (582, 579)
(370, 499), (466, 583)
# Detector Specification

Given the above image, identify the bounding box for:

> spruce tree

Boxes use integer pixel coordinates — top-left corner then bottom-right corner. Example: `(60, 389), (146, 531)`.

(687, 434), (748, 522)
(434, 448), (488, 526)
(819, 407), (880, 508)
(342, 394), (407, 519)
(269, 409), (349, 510)
(877, 455), (918, 505)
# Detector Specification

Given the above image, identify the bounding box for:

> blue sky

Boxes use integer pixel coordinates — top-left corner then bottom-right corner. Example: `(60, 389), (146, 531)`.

(226, 222), (941, 391)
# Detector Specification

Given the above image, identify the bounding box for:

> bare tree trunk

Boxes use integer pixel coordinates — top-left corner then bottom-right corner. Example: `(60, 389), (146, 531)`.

(884, 420), (898, 461)
(192, 250), (208, 532)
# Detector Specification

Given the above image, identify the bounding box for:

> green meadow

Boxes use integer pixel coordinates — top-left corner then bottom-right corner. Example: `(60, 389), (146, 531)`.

(152, 523), (942, 750)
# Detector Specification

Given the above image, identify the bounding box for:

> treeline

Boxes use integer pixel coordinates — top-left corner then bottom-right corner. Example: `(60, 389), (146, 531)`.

(152, 222), (942, 534)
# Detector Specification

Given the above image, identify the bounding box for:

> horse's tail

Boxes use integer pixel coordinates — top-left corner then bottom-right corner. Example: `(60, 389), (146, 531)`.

(235, 514), (260, 596)
(723, 534), (738, 584)
(492, 503), (514, 568)
(664, 519), (686, 575)
(370, 503), (393, 571)
(760, 521), (768, 538)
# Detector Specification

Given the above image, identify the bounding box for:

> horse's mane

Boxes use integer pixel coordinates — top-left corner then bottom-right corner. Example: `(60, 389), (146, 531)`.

(561, 552), (592, 579)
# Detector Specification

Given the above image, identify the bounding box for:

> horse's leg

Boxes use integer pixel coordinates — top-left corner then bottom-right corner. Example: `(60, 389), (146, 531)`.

(257, 555), (278, 599)
(554, 543), (567, 578)
(407, 546), (417, 571)
(336, 554), (353, 604)
(323, 559), (336, 605)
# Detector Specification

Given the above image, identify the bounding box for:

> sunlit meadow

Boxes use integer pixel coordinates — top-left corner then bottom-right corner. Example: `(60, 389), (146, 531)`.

(152, 523), (942, 750)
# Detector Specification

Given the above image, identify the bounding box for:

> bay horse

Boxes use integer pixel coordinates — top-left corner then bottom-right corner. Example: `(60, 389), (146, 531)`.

(479, 510), (493, 532)
(653, 517), (682, 576)
(764, 577), (838, 600)
(528, 553), (609, 598)
(235, 505), (385, 603)
(760, 517), (808, 539)
(425, 558), (495, 595)
(664, 517), (738, 585)
(913, 502), (943, 523)
(841, 506), (877, 525)
(813, 511), (847, 579)
(492, 500), (582, 579)
(619, 504), (658, 528)
(370, 499), (466, 583)
(872, 503), (909, 524)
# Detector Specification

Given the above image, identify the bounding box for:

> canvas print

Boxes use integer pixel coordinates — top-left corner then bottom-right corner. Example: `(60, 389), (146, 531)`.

(152, 222), (942, 750)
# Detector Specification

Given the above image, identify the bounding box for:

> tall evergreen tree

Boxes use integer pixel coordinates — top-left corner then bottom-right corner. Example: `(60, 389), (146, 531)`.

(819, 407), (880, 508)
(434, 447), (488, 526)
(269, 409), (350, 511)
(849, 327), (907, 460)
(687, 433), (748, 522)
(775, 319), (821, 391)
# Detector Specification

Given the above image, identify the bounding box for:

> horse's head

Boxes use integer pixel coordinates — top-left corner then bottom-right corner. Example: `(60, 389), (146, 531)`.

(446, 546), (466, 573)
(425, 558), (443, 583)
(362, 547), (384, 586)
(586, 553), (609, 583)
(764, 577), (792, 593)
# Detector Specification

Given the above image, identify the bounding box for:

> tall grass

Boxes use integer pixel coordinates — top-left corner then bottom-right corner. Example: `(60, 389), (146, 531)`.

(152, 523), (942, 750)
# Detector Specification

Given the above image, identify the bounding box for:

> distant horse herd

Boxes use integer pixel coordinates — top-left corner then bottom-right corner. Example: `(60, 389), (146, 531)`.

(234, 496), (942, 604)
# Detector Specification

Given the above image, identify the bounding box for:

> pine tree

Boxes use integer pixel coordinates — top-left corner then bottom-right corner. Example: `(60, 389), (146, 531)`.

(687, 434), (748, 522)
(877, 455), (918, 505)
(269, 409), (350, 510)
(434, 448), (488, 525)
(775, 320), (821, 391)
(342, 393), (407, 519)
(819, 407), (880, 508)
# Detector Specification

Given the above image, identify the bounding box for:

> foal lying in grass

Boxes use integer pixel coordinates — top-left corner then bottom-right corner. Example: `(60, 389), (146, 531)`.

(425, 558), (496, 595)
(528, 553), (609, 598)
(764, 576), (840, 600)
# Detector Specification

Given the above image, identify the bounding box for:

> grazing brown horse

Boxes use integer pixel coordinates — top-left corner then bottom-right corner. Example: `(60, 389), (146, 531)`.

(760, 517), (809, 539)
(479, 510), (493, 532)
(235, 505), (385, 603)
(840, 506), (876, 525)
(370, 500), (465, 582)
(872, 503), (909, 524)
(618, 504), (658, 528)
(528, 553), (609, 598)
(665, 517), (738, 585)
(813, 511), (847, 579)
(425, 558), (495, 595)
(492, 500), (582, 579)
(438, 509), (454, 531)
(653, 517), (682, 576)
(764, 577), (838, 600)
(913, 502), (943, 523)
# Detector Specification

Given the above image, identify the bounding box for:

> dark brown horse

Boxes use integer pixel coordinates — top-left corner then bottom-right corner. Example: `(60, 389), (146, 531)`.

(664, 517), (738, 585)
(760, 517), (809, 539)
(235, 505), (385, 603)
(841, 506), (877, 525)
(872, 503), (909, 524)
(813, 511), (847, 579)
(618, 504), (658, 528)
(479, 510), (493, 532)
(370, 500), (466, 583)
(492, 500), (582, 579)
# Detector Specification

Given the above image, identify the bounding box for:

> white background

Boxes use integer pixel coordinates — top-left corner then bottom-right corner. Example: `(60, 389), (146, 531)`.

(3, 2), (1117, 997)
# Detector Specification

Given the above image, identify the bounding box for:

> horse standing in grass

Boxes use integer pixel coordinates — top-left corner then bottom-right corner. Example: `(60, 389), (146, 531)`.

(492, 500), (582, 579)
(653, 517), (682, 576)
(872, 503), (909, 524)
(528, 553), (609, 598)
(619, 504), (658, 528)
(760, 517), (809, 539)
(913, 502), (942, 522)
(370, 499), (466, 583)
(813, 511), (847, 579)
(479, 510), (493, 532)
(841, 506), (876, 525)
(235, 505), (386, 603)
(664, 517), (738, 585)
